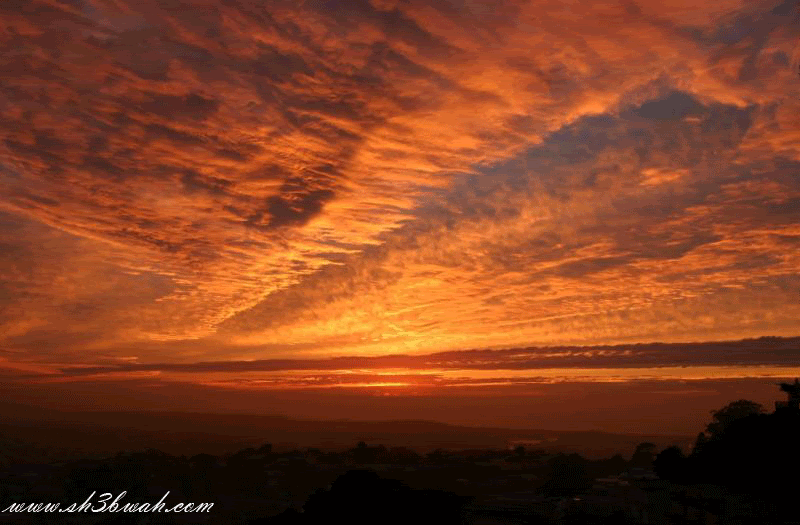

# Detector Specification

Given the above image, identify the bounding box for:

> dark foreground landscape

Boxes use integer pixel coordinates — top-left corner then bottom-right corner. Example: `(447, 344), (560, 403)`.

(1, 382), (798, 525)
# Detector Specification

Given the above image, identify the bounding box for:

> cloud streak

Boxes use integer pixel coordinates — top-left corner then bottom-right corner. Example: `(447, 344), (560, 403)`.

(42, 336), (800, 377)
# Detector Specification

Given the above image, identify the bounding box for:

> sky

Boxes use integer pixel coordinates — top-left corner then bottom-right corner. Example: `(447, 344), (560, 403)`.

(1, 0), (799, 433)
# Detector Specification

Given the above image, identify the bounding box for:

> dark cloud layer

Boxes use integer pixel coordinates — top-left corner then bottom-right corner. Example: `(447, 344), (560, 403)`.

(44, 336), (800, 378)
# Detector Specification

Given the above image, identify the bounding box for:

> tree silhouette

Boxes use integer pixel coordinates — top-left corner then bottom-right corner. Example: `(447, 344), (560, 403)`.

(684, 392), (799, 525)
(351, 442), (387, 464)
(692, 431), (707, 454)
(630, 442), (657, 468)
(541, 454), (593, 498)
(301, 470), (468, 525)
(653, 446), (686, 483)
(704, 399), (763, 441)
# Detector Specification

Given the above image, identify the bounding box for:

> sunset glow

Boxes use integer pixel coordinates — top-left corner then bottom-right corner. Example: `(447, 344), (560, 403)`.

(1, 0), (799, 433)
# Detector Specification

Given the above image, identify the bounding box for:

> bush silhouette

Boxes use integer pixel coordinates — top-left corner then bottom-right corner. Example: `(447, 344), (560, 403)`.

(300, 470), (467, 525)
(630, 442), (657, 468)
(541, 454), (593, 498)
(653, 446), (687, 484)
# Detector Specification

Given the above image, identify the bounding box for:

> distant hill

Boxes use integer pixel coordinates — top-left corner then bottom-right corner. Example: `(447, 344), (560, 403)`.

(0, 406), (693, 461)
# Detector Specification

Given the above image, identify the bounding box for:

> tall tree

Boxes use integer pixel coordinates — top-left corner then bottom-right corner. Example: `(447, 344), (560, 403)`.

(704, 400), (764, 441)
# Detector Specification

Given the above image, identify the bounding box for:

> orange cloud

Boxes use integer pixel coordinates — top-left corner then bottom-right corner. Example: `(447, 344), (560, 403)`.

(0, 0), (798, 386)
